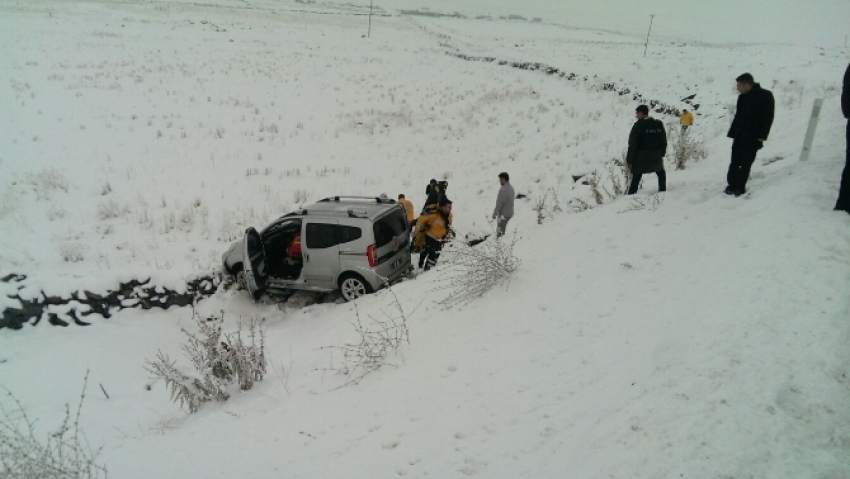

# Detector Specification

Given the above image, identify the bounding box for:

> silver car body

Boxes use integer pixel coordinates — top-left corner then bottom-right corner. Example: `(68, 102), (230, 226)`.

(222, 196), (411, 300)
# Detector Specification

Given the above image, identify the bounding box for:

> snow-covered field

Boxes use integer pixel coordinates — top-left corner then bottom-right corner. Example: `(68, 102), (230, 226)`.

(1, 0), (849, 477)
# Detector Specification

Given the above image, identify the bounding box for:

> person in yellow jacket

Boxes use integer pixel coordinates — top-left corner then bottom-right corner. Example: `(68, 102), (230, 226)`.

(413, 198), (453, 270)
(680, 109), (694, 131)
(397, 193), (416, 228)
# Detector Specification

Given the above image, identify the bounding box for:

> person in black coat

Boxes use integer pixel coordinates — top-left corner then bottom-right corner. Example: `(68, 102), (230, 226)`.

(626, 104), (667, 195)
(835, 62), (850, 214)
(725, 73), (775, 196)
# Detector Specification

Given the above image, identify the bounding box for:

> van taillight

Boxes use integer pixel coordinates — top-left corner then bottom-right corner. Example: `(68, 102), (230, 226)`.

(367, 244), (377, 267)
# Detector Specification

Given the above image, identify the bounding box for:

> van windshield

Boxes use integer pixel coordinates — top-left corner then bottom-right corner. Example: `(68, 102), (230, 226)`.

(373, 208), (408, 248)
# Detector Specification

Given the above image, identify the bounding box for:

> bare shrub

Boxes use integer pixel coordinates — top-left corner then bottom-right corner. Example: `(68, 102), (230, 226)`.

(145, 312), (267, 413)
(27, 168), (69, 200)
(96, 199), (129, 220)
(567, 197), (592, 213)
(587, 171), (604, 205)
(0, 370), (107, 478)
(435, 229), (520, 308)
(620, 192), (666, 213)
(603, 152), (631, 199)
(668, 128), (707, 170)
(46, 205), (67, 221)
(58, 240), (86, 262)
(533, 188), (563, 224)
(318, 287), (412, 388)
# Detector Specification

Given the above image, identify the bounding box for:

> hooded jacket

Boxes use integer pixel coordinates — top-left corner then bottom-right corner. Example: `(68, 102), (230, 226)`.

(680, 110), (694, 126)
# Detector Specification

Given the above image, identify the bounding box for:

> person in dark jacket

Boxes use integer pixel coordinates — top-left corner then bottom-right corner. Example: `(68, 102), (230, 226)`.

(725, 73), (775, 196)
(626, 105), (667, 195)
(835, 62), (850, 214)
(423, 179), (445, 211)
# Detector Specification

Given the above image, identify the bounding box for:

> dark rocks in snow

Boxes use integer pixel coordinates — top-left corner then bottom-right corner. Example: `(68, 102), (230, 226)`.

(464, 234), (490, 247)
(0, 273), (222, 330)
(447, 51), (680, 117)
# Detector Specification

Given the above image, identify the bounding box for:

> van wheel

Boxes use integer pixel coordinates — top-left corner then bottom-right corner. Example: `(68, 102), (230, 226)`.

(338, 274), (372, 302)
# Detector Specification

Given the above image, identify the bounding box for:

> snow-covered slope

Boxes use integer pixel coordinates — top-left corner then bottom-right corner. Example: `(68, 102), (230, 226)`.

(1, 1), (848, 477)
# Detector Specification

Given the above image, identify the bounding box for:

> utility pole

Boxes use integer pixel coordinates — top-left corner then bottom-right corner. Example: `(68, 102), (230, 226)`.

(643, 14), (655, 57)
(367, 0), (373, 38)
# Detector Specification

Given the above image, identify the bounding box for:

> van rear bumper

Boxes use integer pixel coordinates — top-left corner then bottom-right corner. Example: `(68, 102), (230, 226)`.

(364, 252), (412, 291)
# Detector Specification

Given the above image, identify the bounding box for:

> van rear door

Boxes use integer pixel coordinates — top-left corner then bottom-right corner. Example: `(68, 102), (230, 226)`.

(372, 206), (410, 268)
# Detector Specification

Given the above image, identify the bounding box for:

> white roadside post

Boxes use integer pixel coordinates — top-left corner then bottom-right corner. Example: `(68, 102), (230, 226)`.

(799, 98), (824, 162)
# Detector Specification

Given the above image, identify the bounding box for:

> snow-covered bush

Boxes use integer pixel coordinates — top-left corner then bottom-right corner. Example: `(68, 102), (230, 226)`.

(603, 153), (630, 198)
(436, 230), (520, 308)
(533, 188), (562, 224)
(621, 192), (665, 213)
(96, 199), (129, 220)
(318, 288), (410, 388)
(145, 313), (267, 413)
(46, 204), (67, 221)
(668, 127), (707, 170)
(567, 197), (592, 213)
(0, 370), (107, 479)
(26, 168), (69, 200)
(58, 240), (86, 262)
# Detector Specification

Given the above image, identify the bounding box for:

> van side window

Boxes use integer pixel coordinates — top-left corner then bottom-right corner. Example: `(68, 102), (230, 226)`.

(306, 223), (338, 249)
(338, 226), (362, 244)
(306, 224), (363, 248)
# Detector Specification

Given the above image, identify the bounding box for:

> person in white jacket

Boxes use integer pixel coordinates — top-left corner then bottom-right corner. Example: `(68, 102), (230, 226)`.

(492, 172), (515, 237)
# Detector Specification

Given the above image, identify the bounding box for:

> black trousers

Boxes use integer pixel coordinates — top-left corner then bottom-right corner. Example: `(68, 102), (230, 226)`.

(418, 236), (443, 270)
(627, 169), (667, 195)
(728, 139), (761, 193)
(836, 122), (850, 211)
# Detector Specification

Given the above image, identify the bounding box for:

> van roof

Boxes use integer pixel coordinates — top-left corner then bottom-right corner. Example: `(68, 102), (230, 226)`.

(295, 196), (401, 220)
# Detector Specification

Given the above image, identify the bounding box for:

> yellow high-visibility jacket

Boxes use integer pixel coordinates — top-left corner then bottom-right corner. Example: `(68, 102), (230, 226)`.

(399, 199), (415, 223)
(414, 210), (453, 241)
(680, 111), (694, 126)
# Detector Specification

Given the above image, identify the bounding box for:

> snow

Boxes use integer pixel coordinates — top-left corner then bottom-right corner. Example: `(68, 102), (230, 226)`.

(1, 0), (849, 477)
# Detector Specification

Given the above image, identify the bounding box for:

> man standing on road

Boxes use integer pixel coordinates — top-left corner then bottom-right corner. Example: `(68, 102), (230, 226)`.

(835, 62), (850, 215)
(725, 73), (775, 197)
(626, 105), (667, 195)
(492, 172), (515, 237)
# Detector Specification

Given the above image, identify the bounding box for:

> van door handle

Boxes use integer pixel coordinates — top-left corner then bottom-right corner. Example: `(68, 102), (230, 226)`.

(304, 253), (309, 261)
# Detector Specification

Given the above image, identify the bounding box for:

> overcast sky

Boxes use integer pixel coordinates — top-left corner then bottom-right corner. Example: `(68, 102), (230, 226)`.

(349, 0), (850, 46)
